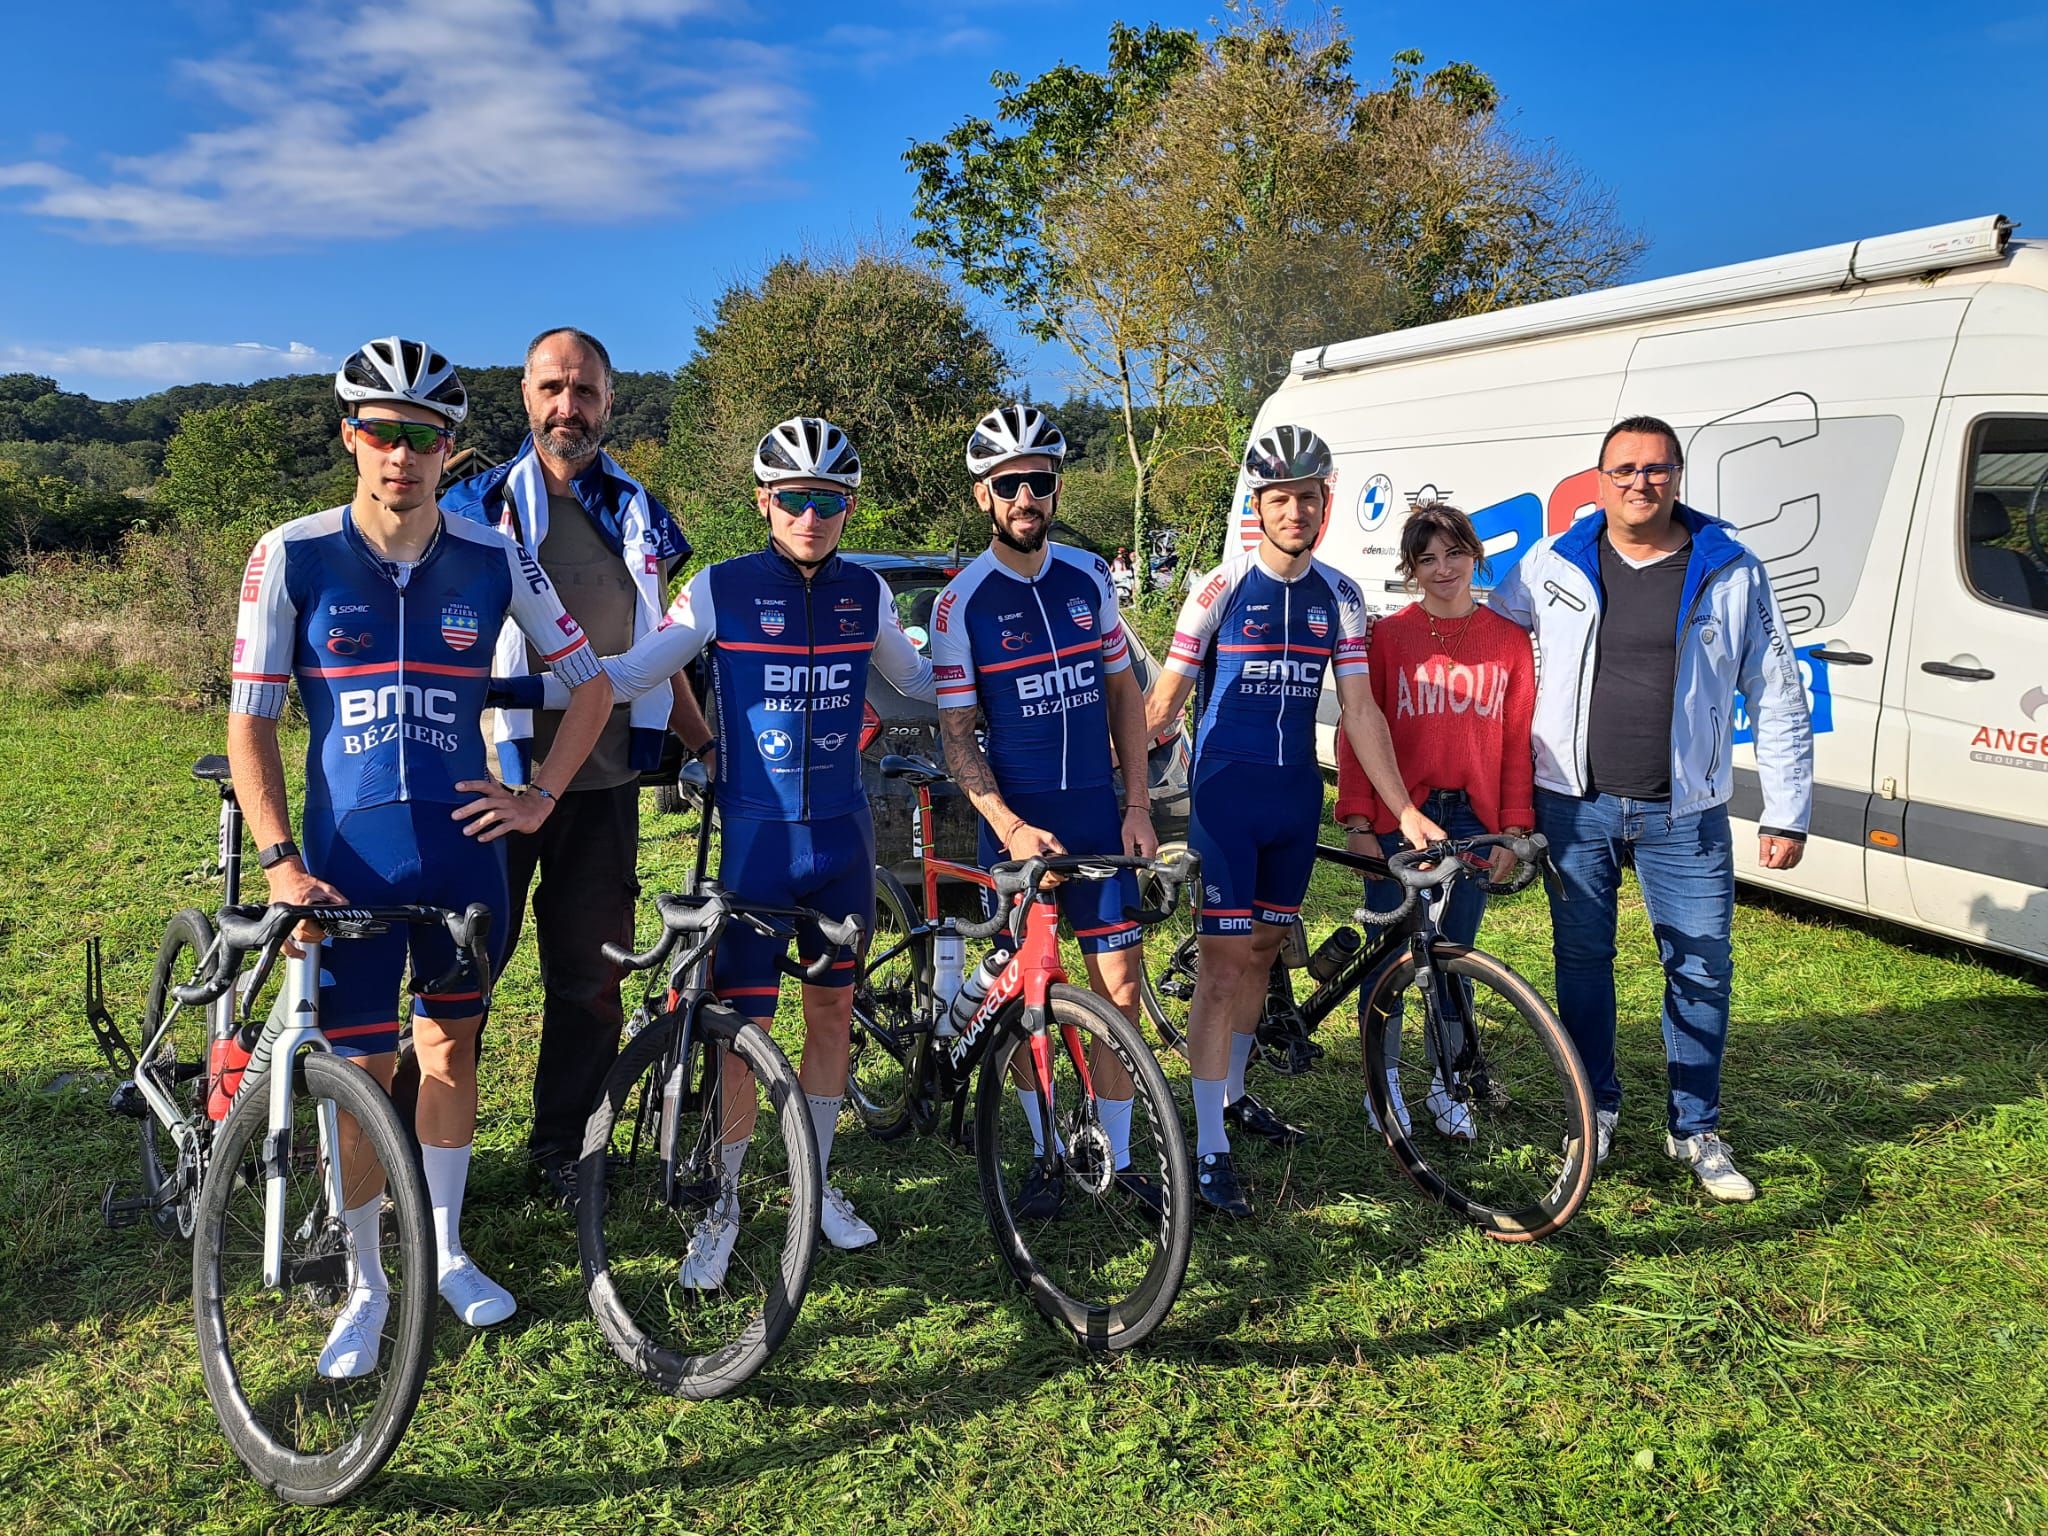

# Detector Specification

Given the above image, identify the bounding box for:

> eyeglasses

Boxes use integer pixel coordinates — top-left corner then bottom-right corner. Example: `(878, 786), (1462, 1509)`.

(988, 470), (1060, 501)
(346, 417), (455, 453)
(1602, 463), (1680, 487)
(768, 488), (853, 517)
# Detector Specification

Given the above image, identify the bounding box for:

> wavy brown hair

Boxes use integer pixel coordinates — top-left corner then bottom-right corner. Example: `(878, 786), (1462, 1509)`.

(1396, 502), (1487, 587)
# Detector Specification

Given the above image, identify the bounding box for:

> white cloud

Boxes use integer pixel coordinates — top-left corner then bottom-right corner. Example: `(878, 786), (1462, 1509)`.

(0, 0), (802, 246)
(0, 340), (333, 389)
(821, 22), (995, 74)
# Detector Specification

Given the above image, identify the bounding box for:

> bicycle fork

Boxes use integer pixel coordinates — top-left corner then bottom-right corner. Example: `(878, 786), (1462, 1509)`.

(253, 949), (338, 1289)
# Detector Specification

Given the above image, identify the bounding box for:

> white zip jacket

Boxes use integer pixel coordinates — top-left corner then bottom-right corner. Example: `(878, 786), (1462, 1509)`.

(1489, 505), (1814, 836)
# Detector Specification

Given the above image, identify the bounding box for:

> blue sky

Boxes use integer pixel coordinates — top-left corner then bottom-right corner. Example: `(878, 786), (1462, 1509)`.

(2, 0), (2043, 402)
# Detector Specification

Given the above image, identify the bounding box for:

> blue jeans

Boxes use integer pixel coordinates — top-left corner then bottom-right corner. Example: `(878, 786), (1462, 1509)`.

(1534, 789), (1735, 1139)
(1358, 790), (1490, 1065)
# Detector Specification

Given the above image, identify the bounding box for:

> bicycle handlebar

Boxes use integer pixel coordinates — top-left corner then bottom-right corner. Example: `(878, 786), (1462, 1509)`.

(1356, 833), (1550, 928)
(601, 884), (865, 986)
(957, 851), (1199, 946)
(171, 901), (495, 1012)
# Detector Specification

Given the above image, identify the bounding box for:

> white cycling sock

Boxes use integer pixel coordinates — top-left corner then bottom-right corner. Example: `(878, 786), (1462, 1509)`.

(806, 1094), (842, 1179)
(420, 1141), (473, 1277)
(342, 1196), (388, 1294)
(719, 1135), (750, 1190)
(1096, 1095), (1134, 1171)
(1015, 1085), (1064, 1157)
(1225, 1031), (1257, 1105)
(1193, 1076), (1230, 1159)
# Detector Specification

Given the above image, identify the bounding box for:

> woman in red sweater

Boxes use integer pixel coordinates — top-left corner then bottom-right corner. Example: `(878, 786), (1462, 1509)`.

(1335, 503), (1536, 1139)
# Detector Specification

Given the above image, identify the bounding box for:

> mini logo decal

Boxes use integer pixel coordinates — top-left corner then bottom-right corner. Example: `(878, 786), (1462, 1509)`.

(441, 603), (479, 651)
(1066, 596), (1094, 632)
(818, 731), (849, 751)
(757, 728), (794, 761)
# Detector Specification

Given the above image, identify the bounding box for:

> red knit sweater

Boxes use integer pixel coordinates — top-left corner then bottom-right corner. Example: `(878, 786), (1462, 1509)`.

(1334, 603), (1537, 835)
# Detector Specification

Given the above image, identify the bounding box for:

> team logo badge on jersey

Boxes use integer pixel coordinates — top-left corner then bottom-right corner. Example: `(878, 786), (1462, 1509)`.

(1306, 605), (1329, 639)
(756, 728), (794, 761)
(1242, 619), (1270, 639)
(1000, 629), (1031, 652)
(1066, 596), (1094, 632)
(441, 603), (479, 651)
(760, 604), (786, 637)
(240, 544), (268, 602)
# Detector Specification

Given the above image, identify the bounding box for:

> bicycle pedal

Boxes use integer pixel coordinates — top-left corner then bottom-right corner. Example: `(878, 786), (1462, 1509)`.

(108, 1079), (150, 1120)
(101, 1182), (151, 1229)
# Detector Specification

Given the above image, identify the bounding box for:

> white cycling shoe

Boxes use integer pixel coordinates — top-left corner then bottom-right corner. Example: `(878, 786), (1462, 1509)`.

(1424, 1073), (1475, 1141)
(677, 1193), (741, 1291)
(1363, 1068), (1411, 1139)
(820, 1185), (878, 1250)
(438, 1258), (516, 1327)
(318, 1286), (389, 1379)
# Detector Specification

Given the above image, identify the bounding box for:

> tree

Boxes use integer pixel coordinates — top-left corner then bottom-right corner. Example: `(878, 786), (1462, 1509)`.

(155, 402), (298, 531)
(657, 247), (1011, 559)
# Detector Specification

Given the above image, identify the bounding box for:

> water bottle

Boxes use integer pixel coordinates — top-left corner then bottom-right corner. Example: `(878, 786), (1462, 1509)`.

(205, 1033), (252, 1121)
(1306, 926), (1361, 983)
(945, 951), (1009, 1037)
(931, 931), (966, 1018)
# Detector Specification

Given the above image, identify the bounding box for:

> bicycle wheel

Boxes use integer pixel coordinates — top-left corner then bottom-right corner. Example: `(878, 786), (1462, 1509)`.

(976, 984), (1193, 1351)
(193, 1050), (435, 1505)
(1362, 946), (1595, 1241)
(1133, 851), (1197, 1055)
(578, 1003), (821, 1397)
(848, 867), (925, 1139)
(139, 907), (214, 1240)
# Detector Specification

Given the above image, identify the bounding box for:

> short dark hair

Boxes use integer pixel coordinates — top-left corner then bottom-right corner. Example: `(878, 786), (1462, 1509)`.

(525, 327), (613, 386)
(1600, 414), (1683, 469)
(1397, 502), (1487, 586)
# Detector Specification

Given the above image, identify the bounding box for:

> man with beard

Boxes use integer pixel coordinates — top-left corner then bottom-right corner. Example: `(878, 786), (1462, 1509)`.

(928, 404), (1165, 1218)
(1143, 425), (1440, 1217)
(443, 327), (711, 1205)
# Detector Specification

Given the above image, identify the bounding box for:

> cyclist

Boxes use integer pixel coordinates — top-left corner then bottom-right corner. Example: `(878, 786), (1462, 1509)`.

(1334, 502), (1536, 1141)
(1143, 424), (1441, 1217)
(228, 337), (614, 1373)
(929, 404), (1162, 1218)
(520, 416), (934, 1283)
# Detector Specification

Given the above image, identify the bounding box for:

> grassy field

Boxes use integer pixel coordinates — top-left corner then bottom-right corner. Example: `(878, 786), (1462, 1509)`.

(2, 692), (2045, 1534)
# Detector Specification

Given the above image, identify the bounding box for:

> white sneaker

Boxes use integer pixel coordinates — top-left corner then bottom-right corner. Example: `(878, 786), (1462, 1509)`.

(438, 1257), (516, 1326)
(1569, 1109), (1620, 1167)
(677, 1192), (740, 1291)
(1425, 1073), (1475, 1141)
(1364, 1069), (1411, 1139)
(820, 1184), (878, 1250)
(318, 1286), (389, 1379)
(1665, 1131), (1757, 1202)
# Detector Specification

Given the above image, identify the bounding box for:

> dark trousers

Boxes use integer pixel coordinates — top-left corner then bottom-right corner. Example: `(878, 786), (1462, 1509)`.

(503, 781), (641, 1162)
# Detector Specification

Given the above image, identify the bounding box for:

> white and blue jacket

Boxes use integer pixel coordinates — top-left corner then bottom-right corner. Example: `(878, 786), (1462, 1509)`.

(1489, 505), (1813, 837)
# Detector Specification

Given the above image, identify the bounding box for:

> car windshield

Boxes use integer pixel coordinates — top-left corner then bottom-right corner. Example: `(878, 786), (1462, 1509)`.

(884, 573), (947, 654)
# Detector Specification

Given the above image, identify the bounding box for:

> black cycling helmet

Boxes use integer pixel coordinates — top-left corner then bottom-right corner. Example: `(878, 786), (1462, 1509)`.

(1242, 424), (1333, 486)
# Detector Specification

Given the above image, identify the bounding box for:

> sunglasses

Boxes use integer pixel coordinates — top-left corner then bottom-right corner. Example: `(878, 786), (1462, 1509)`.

(768, 488), (853, 517)
(347, 417), (455, 453)
(988, 470), (1060, 501)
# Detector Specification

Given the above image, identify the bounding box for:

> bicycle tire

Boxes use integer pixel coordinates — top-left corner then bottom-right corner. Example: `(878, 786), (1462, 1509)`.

(193, 1050), (435, 1505)
(848, 866), (927, 1140)
(975, 984), (1193, 1351)
(1361, 946), (1595, 1241)
(1133, 855), (1197, 1056)
(139, 907), (215, 1241)
(577, 1004), (821, 1398)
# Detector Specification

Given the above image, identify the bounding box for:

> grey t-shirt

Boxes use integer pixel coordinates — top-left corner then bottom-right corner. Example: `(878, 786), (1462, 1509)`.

(527, 493), (649, 793)
(1585, 535), (1690, 802)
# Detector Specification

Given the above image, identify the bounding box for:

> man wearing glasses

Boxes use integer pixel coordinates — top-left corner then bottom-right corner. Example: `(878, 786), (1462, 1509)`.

(1491, 415), (1813, 1202)
(928, 404), (1163, 1218)
(443, 327), (709, 1208)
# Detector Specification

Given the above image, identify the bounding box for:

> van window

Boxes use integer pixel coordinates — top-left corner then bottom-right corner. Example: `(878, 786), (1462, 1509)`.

(1962, 417), (2048, 618)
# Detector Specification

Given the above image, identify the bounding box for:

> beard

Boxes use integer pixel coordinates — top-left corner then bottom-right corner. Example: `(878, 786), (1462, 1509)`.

(990, 499), (1053, 555)
(536, 416), (605, 462)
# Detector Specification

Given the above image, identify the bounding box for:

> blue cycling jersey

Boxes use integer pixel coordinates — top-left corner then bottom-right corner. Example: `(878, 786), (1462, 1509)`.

(230, 505), (602, 811)
(928, 543), (1131, 795)
(1166, 551), (1370, 769)
(538, 546), (935, 822)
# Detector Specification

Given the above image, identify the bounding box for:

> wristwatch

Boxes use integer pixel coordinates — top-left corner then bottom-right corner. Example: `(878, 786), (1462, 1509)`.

(256, 839), (301, 870)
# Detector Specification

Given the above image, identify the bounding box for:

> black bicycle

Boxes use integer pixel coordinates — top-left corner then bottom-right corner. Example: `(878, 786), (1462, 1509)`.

(1138, 834), (1597, 1241)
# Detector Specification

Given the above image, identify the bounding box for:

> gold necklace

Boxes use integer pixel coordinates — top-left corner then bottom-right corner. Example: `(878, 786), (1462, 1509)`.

(1427, 602), (1480, 661)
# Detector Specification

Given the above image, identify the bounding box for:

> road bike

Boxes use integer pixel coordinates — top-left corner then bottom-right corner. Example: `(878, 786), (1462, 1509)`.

(1137, 833), (1597, 1241)
(85, 755), (491, 1504)
(574, 763), (859, 1396)
(848, 755), (1196, 1350)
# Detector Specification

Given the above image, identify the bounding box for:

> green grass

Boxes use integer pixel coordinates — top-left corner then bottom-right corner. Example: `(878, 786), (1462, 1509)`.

(3, 694), (2046, 1533)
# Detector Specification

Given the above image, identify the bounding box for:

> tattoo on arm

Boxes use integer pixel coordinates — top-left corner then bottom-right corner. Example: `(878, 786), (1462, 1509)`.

(939, 707), (1017, 838)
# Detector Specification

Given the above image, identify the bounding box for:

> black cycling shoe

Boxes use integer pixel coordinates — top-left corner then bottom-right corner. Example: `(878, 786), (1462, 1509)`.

(1224, 1091), (1308, 1148)
(1112, 1169), (1168, 1219)
(532, 1153), (581, 1211)
(1194, 1152), (1252, 1219)
(1015, 1164), (1066, 1221)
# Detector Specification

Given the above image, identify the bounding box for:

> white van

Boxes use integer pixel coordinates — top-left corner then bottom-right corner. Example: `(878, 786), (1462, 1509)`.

(1237, 214), (2048, 967)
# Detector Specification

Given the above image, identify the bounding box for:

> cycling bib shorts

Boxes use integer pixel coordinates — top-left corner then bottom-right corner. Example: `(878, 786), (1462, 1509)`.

(712, 810), (877, 1009)
(1186, 759), (1323, 938)
(301, 802), (511, 1057)
(976, 786), (1141, 954)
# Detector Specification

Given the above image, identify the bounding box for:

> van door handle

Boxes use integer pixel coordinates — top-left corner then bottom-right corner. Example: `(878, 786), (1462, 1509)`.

(1920, 660), (1995, 681)
(1808, 649), (1872, 665)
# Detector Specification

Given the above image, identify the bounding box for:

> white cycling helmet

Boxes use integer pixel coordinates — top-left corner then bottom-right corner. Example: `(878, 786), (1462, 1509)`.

(754, 416), (862, 489)
(334, 336), (469, 425)
(966, 403), (1066, 478)
(1243, 423), (1333, 486)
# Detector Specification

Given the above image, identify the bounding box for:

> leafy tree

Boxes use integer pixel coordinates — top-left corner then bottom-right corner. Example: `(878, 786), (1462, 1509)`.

(156, 402), (298, 531)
